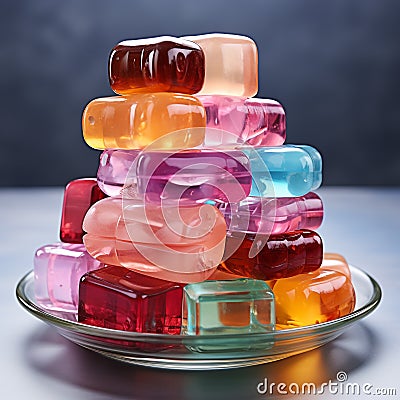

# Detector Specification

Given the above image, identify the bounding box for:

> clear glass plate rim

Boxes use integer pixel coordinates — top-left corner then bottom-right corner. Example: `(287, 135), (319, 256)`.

(16, 265), (382, 343)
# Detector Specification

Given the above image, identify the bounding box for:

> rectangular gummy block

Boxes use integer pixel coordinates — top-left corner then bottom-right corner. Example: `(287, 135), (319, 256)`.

(219, 192), (323, 236)
(135, 149), (251, 203)
(97, 149), (251, 202)
(82, 93), (206, 150)
(183, 279), (275, 335)
(78, 265), (183, 334)
(109, 36), (205, 95)
(220, 230), (323, 280)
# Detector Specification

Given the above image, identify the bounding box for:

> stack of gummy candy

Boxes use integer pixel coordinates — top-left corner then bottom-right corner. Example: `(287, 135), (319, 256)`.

(34, 34), (356, 346)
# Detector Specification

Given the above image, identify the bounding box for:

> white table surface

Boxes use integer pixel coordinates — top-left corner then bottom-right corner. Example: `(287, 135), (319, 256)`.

(1, 187), (399, 399)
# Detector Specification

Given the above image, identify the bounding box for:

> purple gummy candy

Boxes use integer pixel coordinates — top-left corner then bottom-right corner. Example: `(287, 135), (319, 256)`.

(97, 149), (141, 196)
(198, 95), (286, 146)
(135, 149), (252, 203)
(219, 192), (323, 235)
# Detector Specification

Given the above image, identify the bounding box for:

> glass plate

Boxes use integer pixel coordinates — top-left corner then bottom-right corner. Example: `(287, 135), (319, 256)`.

(16, 266), (381, 370)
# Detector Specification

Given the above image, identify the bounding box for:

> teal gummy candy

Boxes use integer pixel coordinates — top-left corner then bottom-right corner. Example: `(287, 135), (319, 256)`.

(182, 279), (275, 352)
(244, 145), (322, 197)
(182, 279), (275, 338)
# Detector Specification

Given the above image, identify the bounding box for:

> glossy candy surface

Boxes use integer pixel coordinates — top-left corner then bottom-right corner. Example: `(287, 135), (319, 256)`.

(199, 96), (286, 146)
(82, 93), (206, 150)
(109, 36), (205, 95)
(60, 178), (106, 244)
(272, 253), (356, 329)
(245, 145), (322, 197)
(97, 150), (141, 197)
(97, 149), (251, 202)
(182, 33), (258, 96)
(220, 230), (323, 280)
(82, 197), (227, 283)
(34, 243), (102, 312)
(78, 265), (183, 334)
(321, 252), (351, 276)
(219, 192), (323, 235)
(182, 279), (275, 339)
(135, 149), (251, 203)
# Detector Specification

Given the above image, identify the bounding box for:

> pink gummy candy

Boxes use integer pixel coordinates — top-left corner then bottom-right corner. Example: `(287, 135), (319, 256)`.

(97, 150), (140, 197)
(219, 192), (323, 235)
(198, 95), (286, 146)
(34, 243), (103, 312)
(82, 197), (227, 283)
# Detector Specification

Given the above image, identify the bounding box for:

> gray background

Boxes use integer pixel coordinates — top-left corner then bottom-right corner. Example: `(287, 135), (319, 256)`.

(1, 0), (399, 187)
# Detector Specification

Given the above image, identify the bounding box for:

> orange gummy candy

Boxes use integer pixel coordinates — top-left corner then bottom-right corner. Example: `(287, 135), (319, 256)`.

(273, 253), (356, 329)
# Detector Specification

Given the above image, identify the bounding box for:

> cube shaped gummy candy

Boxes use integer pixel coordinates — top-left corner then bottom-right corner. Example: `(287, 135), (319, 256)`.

(78, 265), (183, 334)
(182, 33), (258, 97)
(109, 36), (205, 95)
(34, 243), (102, 312)
(182, 279), (275, 336)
